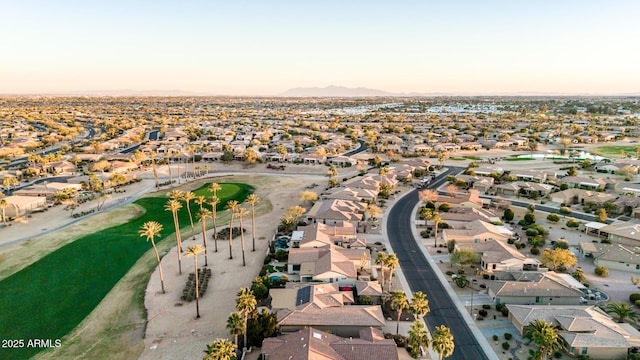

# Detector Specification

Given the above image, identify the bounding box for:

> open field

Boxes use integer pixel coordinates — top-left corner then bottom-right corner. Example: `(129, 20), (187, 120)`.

(593, 145), (640, 157)
(0, 182), (252, 360)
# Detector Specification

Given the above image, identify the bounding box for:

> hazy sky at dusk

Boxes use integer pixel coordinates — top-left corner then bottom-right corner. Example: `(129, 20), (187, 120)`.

(2, 1), (639, 95)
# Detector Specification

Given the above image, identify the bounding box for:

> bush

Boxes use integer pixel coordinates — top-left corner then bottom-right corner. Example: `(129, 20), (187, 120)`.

(524, 212), (536, 225)
(274, 249), (288, 261)
(483, 273), (490, 279)
(553, 240), (569, 250)
(496, 303), (505, 311)
(566, 218), (580, 228)
(635, 300), (640, 308)
(630, 293), (640, 303)
(504, 333), (513, 340)
(553, 351), (563, 359)
(530, 247), (540, 255)
(546, 213), (560, 222)
(501, 307), (509, 316)
(446, 270), (455, 276)
(483, 304), (491, 310)
(572, 269), (586, 282)
(525, 228), (539, 237)
(479, 309), (488, 317)
(594, 265), (608, 277)
(503, 208), (515, 221)
(420, 230), (430, 238)
(493, 334), (499, 341)
(559, 206), (572, 215)
(502, 342), (510, 350)
(438, 203), (451, 212)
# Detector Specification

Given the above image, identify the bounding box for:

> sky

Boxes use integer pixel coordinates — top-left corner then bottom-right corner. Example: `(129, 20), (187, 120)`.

(1, 0), (639, 96)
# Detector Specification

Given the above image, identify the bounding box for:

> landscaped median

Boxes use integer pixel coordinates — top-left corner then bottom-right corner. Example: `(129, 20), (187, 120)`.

(0, 182), (252, 360)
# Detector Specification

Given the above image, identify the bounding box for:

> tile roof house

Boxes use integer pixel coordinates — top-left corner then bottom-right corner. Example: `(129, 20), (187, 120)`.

(261, 327), (398, 360)
(294, 222), (365, 250)
(442, 220), (513, 243)
(460, 239), (540, 273)
(579, 241), (640, 273)
(599, 222), (640, 246)
(286, 244), (370, 285)
(507, 305), (640, 360)
(306, 199), (365, 227)
(488, 271), (587, 305)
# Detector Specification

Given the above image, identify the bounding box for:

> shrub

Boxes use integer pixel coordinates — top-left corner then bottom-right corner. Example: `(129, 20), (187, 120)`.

(566, 218), (580, 228)
(483, 304), (491, 310)
(496, 303), (505, 311)
(635, 300), (640, 308)
(504, 333), (513, 340)
(501, 307), (509, 316)
(559, 206), (572, 215)
(438, 203), (451, 212)
(503, 208), (515, 221)
(479, 309), (488, 317)
(630, 293), (640, 303)
(546, 213), (560, 222)
(553, 240), (569, 250)
(502, 342), (510, 350)
(493, 334), (499, 341)
(274, 249), (288, 261)
(594, 265), (608, 277)
(572, 269), (586, 282)
(554, 351), (563, 359)
(446, 270), (455, 276)
(507, 238), (515, 244)
(530, 247), (540, 255)
(524, 212), (536, 225)
(483, 273), (490, 279)
(525, 228), (539, 237)
(420, 230), (430, 238)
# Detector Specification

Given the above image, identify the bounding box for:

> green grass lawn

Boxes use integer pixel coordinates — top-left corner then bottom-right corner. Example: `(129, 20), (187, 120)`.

(462, 155), (482, 161)
(0, 182), (252, 360)
(449, 157), (466, 161)
(593, 145), (640, 157)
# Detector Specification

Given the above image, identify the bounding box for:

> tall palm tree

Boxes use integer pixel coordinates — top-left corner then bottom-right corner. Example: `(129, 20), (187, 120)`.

(605, 302), (639, 324)
(236, 207), (249, 266)
(150, 151), (159, 188)
(431, 325), (455, 360)
(226, 200), (239, 260)
(408, 320), (430, 359)
(188, 144), (198, 179)
(425, 209), (442, 247)
(208, 182), (222, 199)
(410, 291), (430, 319)
(210, 196), (220, 252)
(139, 221), (166, 294)
(165, 199), (184, 274)
(390, 290), (409, 335)
(165, 150), (173, 185)
(203, 338), (237, 360)
(385, 253), (399, 291)
(246, 194), (260, 251)
(197, 208), (212, 266)
(375, 251), (387, 293)
(235, 287), (257, 351)
(226, 312), (245, 347)
(185, 244), (204, 318)
(167, 189), (184, 201)
(195, 195), (206, 213)
(524, 319), (562, 360)
(0, 198), (8, 225)
(183, 191), (197, 240)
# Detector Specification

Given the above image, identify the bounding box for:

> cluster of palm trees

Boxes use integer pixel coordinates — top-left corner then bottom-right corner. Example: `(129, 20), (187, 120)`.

(390, 290), (454, 360)
(138, 182), (261, 320)
(205, 287), (257, 359)
(374, 251), (399, 293)
(419, 189), (442, 247)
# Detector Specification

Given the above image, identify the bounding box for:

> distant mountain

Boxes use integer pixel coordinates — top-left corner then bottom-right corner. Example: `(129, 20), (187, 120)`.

(279, 85), (399, 97)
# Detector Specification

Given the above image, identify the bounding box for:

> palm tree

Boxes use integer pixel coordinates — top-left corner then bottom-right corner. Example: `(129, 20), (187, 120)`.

(203, 338), (237, 360)
(185, 244), (204, 318)
(605, 302), (640, 324)
(197, 208), (212, 266)
(167, 189), (184, 201)
(425, 209), (442, 247)
(0, 198), (8, 225)
(164, 199), (184, 274)
(375, 251), (387, 293)
(183, 191), (197, 240)
(195, 195), (206, 213)
(226, 200), (239, 260)
(524, 319), (562, 360)
(408, 320), (430, 359)
(390, 290), (409, 335)
(208, 182), (222, 199)
(210, 196), (220, 252)
(150, 151), (159, 188)
(385, 253), (399, 291)
(246, 194), (260, 251)
(165, 150), (173, 185)
(139, 221), (166, 294)
(431, 325), (455, 360)
(236, 207), (249, 267)
(226, 312), (245, 347)
(235, 287), (257, 351)
(410, 291), (430, 319)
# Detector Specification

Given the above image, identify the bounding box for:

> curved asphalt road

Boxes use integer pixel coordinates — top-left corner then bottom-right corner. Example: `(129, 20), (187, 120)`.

(387, 167), (490, 360)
